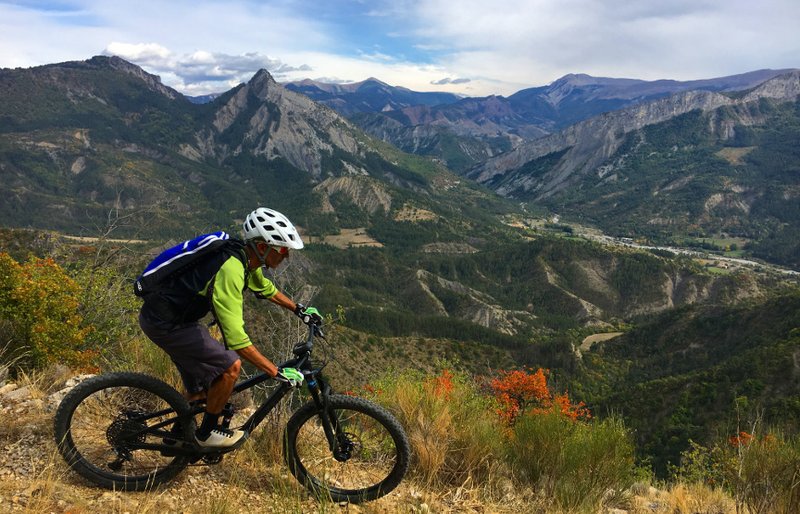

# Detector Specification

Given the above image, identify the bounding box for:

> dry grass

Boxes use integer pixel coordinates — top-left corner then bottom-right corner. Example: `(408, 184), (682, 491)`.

(715, 147), (755, 166)
(627, 482), (736, 514)
(2, 366), (784, 514)
(0, 370), (536, 513)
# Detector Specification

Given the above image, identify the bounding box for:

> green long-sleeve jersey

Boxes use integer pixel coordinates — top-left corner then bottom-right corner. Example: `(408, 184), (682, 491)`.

(203, 255), (277, 350)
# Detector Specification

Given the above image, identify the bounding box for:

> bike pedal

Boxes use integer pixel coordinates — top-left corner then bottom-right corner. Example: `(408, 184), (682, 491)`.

(202, 454), (224, 464)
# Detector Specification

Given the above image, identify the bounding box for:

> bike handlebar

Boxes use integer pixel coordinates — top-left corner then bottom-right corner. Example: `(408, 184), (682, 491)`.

(277, 321), (325, 371)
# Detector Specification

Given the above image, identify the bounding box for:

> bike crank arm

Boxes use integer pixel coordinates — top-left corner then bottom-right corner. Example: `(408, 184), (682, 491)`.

(125, 432), (250, 456)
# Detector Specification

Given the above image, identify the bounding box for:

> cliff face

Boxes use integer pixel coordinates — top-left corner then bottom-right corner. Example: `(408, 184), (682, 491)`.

(467, 72), (800, 199)
(313, 176), (392, 215)
(189, 70), (363, 178)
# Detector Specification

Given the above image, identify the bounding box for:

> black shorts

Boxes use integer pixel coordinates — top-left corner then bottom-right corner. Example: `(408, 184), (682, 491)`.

(139, 312), (239, 395)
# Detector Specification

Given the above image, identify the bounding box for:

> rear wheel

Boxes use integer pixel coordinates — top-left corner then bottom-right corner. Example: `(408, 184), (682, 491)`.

(53, 372), (194, 490)
(284, 394), (410, 503)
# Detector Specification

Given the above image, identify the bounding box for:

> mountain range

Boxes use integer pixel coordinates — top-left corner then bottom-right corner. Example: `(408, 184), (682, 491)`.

(0, 56), (502, 239)
(284, 77), (462, 116)
(279, 67), (800, 269)
(280, 69), (797, 172)
(2, 56), (799, 268)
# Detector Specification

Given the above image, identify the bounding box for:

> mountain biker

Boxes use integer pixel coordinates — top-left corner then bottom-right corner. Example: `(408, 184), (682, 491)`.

(138, 207), (322, 448)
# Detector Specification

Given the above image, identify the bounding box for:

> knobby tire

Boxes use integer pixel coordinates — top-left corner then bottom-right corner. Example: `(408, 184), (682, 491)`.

(53, 372), (193, 491)
(284, 394), (410, 503)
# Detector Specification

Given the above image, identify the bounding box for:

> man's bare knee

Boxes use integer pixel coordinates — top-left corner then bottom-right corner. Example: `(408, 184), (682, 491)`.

(224, 359), (242, 381)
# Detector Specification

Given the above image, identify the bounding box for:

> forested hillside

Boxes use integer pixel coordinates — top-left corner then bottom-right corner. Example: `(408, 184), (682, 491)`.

(309, 236), (774, 342)
(578, 292), (800, 476)
(546, 100), (800, 268)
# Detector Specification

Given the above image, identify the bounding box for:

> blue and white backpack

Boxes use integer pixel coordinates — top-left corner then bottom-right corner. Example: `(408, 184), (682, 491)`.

(134, 231), (242, 297)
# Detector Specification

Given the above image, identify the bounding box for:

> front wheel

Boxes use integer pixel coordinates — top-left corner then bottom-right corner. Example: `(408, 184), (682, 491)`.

(284, 394), (410, 503)
(53, 372), (194, 491)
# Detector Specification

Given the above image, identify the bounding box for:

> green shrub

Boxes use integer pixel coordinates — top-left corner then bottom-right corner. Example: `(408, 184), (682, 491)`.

(508, 412), (635, 512)
(719, 432), (800, 514)
(72, 264), (141, 350)
(675, 430), (800, 514)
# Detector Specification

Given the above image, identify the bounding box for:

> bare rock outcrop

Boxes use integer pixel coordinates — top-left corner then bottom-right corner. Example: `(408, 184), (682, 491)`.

(193, 70), (364, 179)
(313, 176), (392, 215)
(469, 72), (800, 200)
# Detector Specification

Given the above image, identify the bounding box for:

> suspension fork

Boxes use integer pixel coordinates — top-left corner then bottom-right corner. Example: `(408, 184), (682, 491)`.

(306, 374), (351, 460)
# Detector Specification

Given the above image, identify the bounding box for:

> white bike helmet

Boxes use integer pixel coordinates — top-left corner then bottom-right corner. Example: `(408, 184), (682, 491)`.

(243, 207), (304, 249)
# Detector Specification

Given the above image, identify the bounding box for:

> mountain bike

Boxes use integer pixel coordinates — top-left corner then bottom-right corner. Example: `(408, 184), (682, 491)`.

(53, 321), (411, 504)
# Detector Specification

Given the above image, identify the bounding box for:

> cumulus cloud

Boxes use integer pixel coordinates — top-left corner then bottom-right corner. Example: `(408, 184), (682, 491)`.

(104, 42), (170, 64)
(103, 43), (313, 94)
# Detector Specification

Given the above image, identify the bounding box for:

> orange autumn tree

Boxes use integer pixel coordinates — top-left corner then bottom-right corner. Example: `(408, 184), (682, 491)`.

(490, 367), (590, 423)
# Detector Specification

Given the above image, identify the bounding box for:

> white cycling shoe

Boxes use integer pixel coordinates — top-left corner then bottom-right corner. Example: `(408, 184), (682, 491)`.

(195, 428), (245, 448)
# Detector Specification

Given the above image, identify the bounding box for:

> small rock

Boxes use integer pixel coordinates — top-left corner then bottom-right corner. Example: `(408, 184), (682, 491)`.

(21, 399), (44, 411)
(4, 386), (32, 402)
(0, 383), (19, 396)
(65, 374), (95, 388)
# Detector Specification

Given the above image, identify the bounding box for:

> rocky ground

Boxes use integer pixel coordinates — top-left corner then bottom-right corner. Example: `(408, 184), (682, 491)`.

(0, 375), (735, 514)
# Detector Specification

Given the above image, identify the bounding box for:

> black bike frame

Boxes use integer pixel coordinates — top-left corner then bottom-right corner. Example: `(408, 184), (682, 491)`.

(126, 323), (340, 457)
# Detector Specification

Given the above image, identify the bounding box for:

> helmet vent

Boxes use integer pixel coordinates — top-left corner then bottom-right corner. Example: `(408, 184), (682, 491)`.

(274, 235), (284, 241)
(277, 221), (287, 227)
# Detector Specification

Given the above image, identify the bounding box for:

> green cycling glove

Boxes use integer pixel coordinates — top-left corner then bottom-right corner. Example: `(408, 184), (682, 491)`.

(294, 304), (323, 326)
(277, 367), (304, 387)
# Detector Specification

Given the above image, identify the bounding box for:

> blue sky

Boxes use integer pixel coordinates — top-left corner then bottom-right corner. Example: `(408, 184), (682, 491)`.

(1, 0), (799, 97)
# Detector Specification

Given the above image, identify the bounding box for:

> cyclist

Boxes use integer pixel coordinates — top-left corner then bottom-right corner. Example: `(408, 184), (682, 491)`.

(138, 207), (322, 448)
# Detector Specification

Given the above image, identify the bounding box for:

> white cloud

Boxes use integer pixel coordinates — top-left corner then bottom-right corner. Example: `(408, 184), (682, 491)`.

(0, 0), (798, 97)
(407, 0), (800, 88)
(105, 42), (171, 64)
(431, 77), (471, 85)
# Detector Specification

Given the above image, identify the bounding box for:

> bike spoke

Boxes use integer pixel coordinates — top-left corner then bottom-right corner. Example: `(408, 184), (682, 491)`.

(294, 408), (398, 493)
(68, 386), (178, 478)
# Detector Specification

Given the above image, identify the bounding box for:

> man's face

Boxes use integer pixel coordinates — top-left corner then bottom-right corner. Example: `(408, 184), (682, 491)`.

(262, 243), (289, 269)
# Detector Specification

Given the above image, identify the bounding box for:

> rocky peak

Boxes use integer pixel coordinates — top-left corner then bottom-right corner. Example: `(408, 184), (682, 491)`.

(743, 70), (800, 102)
(246, 69), (280, 102)
(198, 68), (363, 178)
(250, 68), (276, 85)
(88, 55), (180, 100)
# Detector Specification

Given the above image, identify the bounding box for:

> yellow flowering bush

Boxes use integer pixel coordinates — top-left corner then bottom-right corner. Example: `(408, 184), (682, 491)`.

(0, 252), (94, 368)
